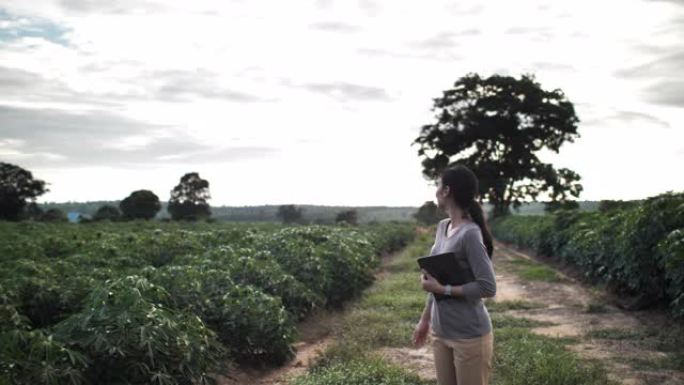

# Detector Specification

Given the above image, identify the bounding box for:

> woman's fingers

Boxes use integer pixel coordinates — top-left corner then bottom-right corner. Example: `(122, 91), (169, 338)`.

(412, 325), (428, 348)
(415, 333), (425, 348)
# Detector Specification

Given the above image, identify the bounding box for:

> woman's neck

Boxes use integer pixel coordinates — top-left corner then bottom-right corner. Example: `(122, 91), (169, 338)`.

(446, 205), (469, 227)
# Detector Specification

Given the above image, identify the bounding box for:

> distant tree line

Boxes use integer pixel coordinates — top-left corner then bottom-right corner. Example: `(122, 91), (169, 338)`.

(274, 205), (359, 225)
(0, 162), (368, 225)
(0, 162), (213, 222)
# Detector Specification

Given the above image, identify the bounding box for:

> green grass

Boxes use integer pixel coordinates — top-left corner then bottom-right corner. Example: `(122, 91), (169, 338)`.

(614, 354), (684, 371)
(287, 233), (437, 384)
(584, 302), (609, 314)
(485, 299), (547, 312)
(493, 328), (613, 385)
(585, 326), (680, 348)
(586, 326), (684, 371)
(490, 313), (554, 329)
(333, 237), (434, 349)
(586, 328), (644, 340)
(289, 354), (432, 385)
(288, 231), (616, 385)
(505, 258), (564, 282)
(660, 352), (684, 371)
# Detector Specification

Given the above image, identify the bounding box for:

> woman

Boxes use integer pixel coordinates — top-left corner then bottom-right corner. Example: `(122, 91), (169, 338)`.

(411, 165), (496, 385)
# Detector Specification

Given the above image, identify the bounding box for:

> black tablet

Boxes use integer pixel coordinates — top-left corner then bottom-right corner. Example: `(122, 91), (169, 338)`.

(417, 252), (475, 300)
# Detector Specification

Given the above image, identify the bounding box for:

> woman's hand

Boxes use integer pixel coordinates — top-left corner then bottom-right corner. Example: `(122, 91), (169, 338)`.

(420, 269), (444, 294)
(412, 319), (430, 348)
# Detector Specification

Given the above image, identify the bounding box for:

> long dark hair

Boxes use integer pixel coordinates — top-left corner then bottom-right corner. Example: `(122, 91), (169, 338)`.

(441, 165), (494, 258)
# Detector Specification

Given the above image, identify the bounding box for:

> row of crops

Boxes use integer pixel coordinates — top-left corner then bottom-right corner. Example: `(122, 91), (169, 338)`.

(0, 221), (416, 385)
(491, 191), (684, 318)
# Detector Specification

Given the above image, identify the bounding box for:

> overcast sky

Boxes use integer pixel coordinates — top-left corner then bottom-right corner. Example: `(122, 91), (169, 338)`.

(1, 0), (683, 206)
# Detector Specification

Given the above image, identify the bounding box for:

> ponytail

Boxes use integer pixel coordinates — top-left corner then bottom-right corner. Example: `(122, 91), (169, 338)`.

(467, 200), (494, 258)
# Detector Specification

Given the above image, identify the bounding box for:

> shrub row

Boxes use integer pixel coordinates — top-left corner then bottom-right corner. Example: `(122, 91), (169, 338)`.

(491, 191), (684, 318)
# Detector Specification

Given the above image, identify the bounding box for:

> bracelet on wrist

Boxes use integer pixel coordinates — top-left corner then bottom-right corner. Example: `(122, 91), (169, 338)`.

(443, 284), (453, 296)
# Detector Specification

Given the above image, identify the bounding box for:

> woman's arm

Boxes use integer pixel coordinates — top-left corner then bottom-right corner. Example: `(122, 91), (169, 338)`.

(455, 227), (496, 300)
(420, 294), (433, 323)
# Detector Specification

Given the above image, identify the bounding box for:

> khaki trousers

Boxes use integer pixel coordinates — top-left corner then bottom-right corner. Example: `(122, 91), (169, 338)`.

(430, 331), (494, 385)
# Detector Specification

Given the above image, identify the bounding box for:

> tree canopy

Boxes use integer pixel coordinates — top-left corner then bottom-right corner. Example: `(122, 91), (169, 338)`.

(168, 172), (211, 221)
(413, 201), (446, 225)
(277, 204), (304, 224)
(0, 162), (48, 221)
(412, 73), (583, 216)
(119, 190), (161, 220)
(335, 209), (358, 225)
(94, 205), (122, 221)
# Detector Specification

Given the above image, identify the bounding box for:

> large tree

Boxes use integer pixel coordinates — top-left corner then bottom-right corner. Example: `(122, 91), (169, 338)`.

(21, 201), (44, 221)
(93, 205), (122, 221)
(413, 201), (446, 225)
(167, 172), (211, 221)
(277, 204), (304, 224)
(41, 208), (67, 222)
(0, 162), (48, 221)
(335, 209), (358, 225)
(412, 73), (583, 216)
(119, 190), (161, 220)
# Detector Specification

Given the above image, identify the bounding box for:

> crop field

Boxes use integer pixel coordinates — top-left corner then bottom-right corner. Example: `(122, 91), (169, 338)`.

(0, 221), (416, 385)
(491, 191), (684, 319)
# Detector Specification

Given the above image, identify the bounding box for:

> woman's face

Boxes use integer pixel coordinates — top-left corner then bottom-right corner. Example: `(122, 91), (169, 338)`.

(435, 179), (450, 209)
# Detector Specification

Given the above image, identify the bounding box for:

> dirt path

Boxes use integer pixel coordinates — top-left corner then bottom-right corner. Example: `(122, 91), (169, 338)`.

(491, 241), (684, 385)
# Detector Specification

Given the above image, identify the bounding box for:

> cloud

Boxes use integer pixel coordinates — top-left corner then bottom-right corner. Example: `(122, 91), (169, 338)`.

(409, 30), (479, 50)
(614, 50), (684, 107)
(612, 110), (671, 128)
(357, 46), (463, 62)
(300, 81), (392, 101)
(615, 51), (684, 79)
(357, 0), (379, 16)
(57, 0), (167, 15)
(444, 3), (484, 16)
(530, 62), (576, 72)
(357, 47), (424, 60)
(0, 64), (273, 105)
(0, 9), (71, 46)
(150, 69), (274, 103)
(313, 0), (379, 15)
(644, 0), (684, 4)
(504, 26), (553, 41)
(642, 81), (684, 108)
(582, 109), (671, 129)
(0, 65), (119, 107)
(315, 0), (334, 9)
(310, 21), (360, 33)
(358, 29), (477, 62)
(612, 12), (684, 107)
(0, 105), (279, 168)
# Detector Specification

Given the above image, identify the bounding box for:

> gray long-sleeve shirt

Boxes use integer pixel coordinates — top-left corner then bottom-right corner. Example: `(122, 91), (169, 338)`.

(425, 218), (496, 339)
